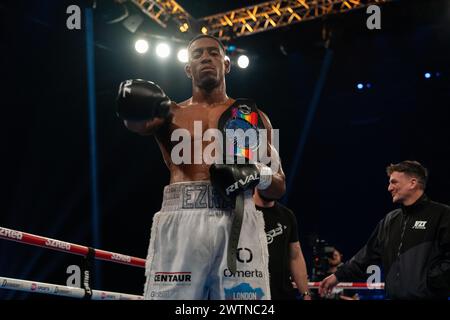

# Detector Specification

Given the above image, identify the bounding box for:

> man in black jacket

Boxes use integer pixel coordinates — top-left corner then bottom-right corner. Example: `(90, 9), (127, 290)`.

(319, 161), (450, 299)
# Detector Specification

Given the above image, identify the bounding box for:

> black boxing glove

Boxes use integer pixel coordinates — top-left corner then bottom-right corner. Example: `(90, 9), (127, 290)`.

(209, 162), (273, 201)
(116, 79), (171, 121)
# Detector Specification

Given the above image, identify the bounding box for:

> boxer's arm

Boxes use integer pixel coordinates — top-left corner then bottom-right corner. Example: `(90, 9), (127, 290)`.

(257, 110), (286, 200)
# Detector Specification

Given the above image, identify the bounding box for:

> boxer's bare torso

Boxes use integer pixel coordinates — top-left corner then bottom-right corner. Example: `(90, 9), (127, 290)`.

(126, 98), (272, 184)
(158, 98), (235, 184)
(123, 36), (285, 199)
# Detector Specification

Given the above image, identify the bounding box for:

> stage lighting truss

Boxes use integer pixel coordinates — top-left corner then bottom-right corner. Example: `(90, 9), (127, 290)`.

(130, 0), (193, 32)
(200, 0), (391, 40)
(131, 0), (391, 40)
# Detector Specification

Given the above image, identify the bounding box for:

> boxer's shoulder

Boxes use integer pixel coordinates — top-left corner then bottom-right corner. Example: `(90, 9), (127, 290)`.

(177, 98), (191, 108)
(169, 99), (195, 121)
(215, 97), (236, 112)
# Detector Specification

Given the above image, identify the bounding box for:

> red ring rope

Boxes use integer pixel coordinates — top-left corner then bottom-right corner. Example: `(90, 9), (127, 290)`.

(0, 226), (145, 268)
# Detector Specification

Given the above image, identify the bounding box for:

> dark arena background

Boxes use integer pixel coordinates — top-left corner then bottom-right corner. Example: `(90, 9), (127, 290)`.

(1, 0), (450, 303)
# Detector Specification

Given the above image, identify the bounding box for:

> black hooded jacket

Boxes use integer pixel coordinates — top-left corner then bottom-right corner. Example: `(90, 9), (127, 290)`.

(335, 194), (450, 299)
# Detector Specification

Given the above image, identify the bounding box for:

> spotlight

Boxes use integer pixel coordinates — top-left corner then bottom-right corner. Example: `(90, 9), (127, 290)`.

(177, 48), (188, 63)
(135, 39), (149, 54)
(179, 23), (189, 33)
(366, 83), (372, 89)
(424, 72), (431, 79)
(237, 55), (249, 69)
(156, 43), (171, 58)
(356, 83), (364, 90)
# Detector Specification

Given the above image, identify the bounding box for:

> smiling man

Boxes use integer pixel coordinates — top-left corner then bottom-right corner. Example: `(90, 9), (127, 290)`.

(116, 34), (286, 300)
(319, 161), (450, 299)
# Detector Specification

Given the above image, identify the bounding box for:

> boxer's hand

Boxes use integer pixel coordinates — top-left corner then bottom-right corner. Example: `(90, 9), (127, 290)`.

(318, 274), (338, 297)
(209, 163), (261, 201)
(123, 117), (167, 135)
(209, 160), (273, 200)
(116, 79), (171, 121)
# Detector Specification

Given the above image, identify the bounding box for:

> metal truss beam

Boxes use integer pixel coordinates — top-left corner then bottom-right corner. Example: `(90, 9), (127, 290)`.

(130, 0), (193, 32)
(130, 0), (392, 40)
(199, 0), (391, 40)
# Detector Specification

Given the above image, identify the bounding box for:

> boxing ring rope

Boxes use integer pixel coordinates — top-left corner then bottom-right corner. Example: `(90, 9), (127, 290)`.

(307, 282), (384, 290)
(0, 276), (143, 300)
(0, 226), (145, 300)
(1, 226), (385, 299)
(0, 227), (145, 268)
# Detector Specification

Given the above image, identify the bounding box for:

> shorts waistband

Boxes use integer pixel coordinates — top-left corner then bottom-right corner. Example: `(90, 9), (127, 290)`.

(161, 181), (235, 211)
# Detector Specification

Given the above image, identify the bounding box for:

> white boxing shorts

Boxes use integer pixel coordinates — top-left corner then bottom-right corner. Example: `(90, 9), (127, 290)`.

(143, 181), (271, 300)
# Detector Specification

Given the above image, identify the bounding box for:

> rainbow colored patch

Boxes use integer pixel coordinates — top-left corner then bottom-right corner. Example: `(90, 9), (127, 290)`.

(228, 143), (255, 160)
(227, 107), (259, 160)
(231, 108), (258, 126)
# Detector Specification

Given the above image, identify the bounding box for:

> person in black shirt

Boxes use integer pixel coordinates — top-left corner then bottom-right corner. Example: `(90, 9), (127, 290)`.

(254, 189), (311, 300)
(319, 160), (450, 299)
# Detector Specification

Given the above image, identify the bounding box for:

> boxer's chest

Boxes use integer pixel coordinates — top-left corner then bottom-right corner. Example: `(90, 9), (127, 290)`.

(171, 103), (229, 136)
